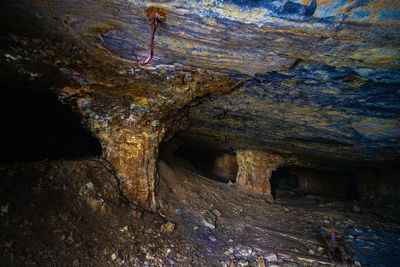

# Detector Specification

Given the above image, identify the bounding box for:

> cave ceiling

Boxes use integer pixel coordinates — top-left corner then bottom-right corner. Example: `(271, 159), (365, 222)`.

(1, 0), (400, 164)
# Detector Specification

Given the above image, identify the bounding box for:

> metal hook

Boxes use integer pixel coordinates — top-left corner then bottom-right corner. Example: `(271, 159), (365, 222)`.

(135, 7), (166, 66)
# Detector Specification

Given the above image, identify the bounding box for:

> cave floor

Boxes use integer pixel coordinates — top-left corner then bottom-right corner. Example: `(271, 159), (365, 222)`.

(1, 158), (399, 266)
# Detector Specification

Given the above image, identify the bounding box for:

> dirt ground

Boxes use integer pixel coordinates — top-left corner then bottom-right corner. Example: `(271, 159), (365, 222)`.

(1, 157), (400, 266)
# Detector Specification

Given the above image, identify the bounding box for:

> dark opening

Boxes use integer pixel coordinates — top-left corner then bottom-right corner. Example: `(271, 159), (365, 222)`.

(0, 83), (102, 163)
(270, 166), (299, 198)
(271, 166), (359, 201)
(160, 138), (238, 183)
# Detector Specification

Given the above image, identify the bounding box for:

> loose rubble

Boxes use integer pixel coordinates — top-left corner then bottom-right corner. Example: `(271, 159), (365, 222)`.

(1, 159), (399, 266)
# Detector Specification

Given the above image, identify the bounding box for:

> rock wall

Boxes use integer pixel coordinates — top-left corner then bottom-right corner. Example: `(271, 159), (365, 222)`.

(212, 153), (238, 182)
(355, 167), (400, 203)
(295, 169), (356, 199)
(1, 0), (399, 209)
(236, 150), (287, 199)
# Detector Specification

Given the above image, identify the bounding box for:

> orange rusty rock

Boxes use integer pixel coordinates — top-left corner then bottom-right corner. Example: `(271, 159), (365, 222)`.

(105, 130), (164, 210)
(145, 6), (167, 22)
(236, 149), (287, 198)
(56, 66), (237, 210)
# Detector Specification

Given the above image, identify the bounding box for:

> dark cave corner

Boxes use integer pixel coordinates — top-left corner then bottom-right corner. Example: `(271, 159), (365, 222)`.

(0, 82), (102, 163)
(159, 137), (238, 184)
(270, 166), (359, 202)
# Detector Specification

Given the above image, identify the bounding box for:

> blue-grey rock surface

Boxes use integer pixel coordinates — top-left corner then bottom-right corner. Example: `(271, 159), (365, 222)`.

(0, 0), (399, 168)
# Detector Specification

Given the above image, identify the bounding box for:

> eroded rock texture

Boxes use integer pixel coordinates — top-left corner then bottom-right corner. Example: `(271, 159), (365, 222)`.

(57, 68), (236, 209)
(236, 150), (287, 198)
(1, 0), (399, 207)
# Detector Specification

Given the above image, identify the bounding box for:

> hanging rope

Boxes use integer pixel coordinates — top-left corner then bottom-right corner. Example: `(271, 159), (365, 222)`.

(135, 7), (166, 66)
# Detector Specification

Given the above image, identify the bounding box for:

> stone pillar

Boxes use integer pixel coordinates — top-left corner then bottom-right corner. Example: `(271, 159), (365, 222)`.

(57, 67), (237, 211)
(236, 149), (286, 199)
(103, 129), (165, 211)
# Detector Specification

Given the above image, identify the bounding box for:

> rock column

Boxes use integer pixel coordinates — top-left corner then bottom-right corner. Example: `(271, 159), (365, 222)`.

(236, 149), (286, 199)
(104, 129), (164, 210)
(57, 66), (236, 211)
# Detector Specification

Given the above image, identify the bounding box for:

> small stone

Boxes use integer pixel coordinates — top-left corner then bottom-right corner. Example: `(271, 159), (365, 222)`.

(308, 249), (315, 256)
(209, 235), (217, 241)
(160, 222), (175, 233)
(212, 209), (222, 216)
(284, 207), (290, 212)
(323, 219), (330, 224)
(119, 225), (129, 232)
(224, 247), (234, 255)
(257, 258), (266, 267)
(237, 260), (249, 267)
(354, 261), (361, 267)
(236, 244), (252, 257)
(111, 250), (121, 261)
(132, 209), (142, 218)
(184, 73), (192, 83)
(203, 210), (217, 229)
(72, 259), (79, 266)
(228, 239), (234, 243)
(202, 219), (215, 229)
(265, 253), (278, 263)
(352, 205), (361, 213)
(5, 53), (16, 60)
(67, 234), (74, 243)
(316, 246), (324, 254)
(193, 225), (199, 230)
(163, 248), (171, 256)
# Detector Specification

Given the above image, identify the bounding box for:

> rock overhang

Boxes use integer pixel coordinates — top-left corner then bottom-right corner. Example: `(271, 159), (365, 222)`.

(0, 0), (399, 207)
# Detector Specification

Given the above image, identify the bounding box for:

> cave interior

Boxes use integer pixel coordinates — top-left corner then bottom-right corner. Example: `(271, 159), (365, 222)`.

(1, 0), (400, 266)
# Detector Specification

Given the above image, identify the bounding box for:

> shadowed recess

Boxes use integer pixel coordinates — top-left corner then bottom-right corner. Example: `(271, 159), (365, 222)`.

(0, 82), (102, 163)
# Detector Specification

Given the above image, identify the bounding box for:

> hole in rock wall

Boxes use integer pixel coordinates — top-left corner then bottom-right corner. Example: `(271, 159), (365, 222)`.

(159, 138), (238, 183)
(0, 83), (102, 163)
(271, 166), (359, 201)
(270, 166), (299, 198)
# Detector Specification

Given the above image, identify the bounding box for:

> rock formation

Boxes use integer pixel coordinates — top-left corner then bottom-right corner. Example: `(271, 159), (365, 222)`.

(1, 0), (399, 208)
(236, 150), (287, 199)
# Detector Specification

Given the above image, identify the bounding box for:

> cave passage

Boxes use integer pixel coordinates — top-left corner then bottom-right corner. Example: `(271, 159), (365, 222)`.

(161, 138), (238, 183)
(271, 166), (359, 201)
(0, 82), (102, 163)
(270, 166), (299, 198)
